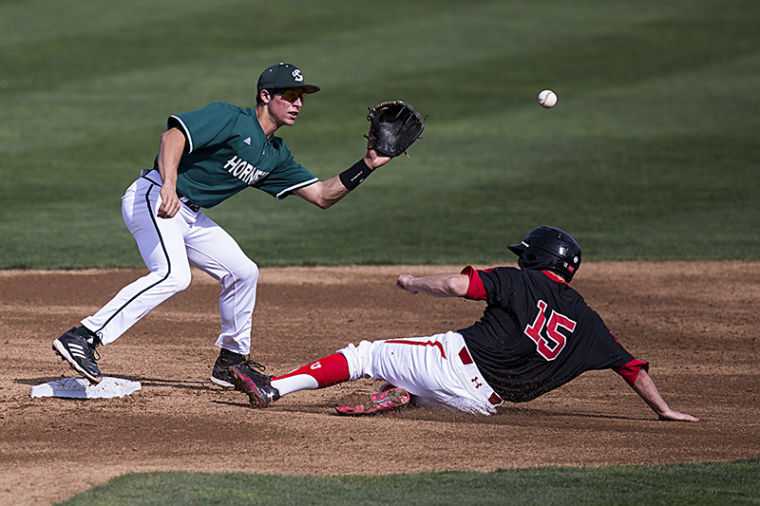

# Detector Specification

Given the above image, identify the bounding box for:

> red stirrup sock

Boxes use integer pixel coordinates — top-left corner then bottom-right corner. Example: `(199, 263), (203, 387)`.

(271, 353), (350, 395)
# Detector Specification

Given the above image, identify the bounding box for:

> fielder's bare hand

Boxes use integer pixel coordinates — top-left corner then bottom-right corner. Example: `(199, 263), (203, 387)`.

(158, 185), (181, 218)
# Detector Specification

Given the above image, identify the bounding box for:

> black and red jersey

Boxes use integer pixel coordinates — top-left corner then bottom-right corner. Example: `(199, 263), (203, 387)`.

(458, 266), (647, 402)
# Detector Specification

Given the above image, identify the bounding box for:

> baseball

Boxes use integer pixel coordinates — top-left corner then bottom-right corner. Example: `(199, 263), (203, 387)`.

(538, 89), (558, 109)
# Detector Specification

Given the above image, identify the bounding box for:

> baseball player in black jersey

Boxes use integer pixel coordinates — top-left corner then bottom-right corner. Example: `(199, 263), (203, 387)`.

(228, 226), (698, 421)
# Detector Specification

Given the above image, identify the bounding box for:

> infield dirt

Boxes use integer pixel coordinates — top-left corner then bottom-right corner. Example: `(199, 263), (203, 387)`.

(1, 262), (758, 504)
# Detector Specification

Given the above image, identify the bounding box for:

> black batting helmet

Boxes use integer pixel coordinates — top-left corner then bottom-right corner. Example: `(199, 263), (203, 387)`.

(508, 226), (582, 281)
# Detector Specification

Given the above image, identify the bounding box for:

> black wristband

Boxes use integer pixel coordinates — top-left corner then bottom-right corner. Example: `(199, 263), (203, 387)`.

(339, 159), (373, 191)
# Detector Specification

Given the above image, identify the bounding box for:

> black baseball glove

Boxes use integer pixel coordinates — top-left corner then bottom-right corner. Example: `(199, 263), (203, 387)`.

(365, 101), (425, 157)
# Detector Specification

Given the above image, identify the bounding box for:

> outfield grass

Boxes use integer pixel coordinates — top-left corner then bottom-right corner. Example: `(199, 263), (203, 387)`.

(59, 459), (760, 505)
(2, 0), (759, 268)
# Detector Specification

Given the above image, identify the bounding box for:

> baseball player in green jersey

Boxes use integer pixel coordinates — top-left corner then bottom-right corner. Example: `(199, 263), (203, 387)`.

(53, 63), (397, 388)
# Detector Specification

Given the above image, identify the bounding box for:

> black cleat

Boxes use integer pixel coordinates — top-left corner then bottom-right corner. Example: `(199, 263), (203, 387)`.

(229, 363), (280, 408)
(210, 348), (265, 389)
(52, 328), (102, 384)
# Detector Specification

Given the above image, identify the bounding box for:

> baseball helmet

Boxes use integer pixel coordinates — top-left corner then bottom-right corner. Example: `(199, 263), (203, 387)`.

(508, 226), (582, 281)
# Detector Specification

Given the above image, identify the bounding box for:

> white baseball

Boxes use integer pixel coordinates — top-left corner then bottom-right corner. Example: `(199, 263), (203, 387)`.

(537, 89), (558, 108)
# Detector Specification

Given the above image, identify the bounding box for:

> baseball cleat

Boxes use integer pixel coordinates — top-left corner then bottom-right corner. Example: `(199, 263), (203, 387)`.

(335, 386), (411, 416)
(52, 328), (102, 384)
(229, 363), (280, 408)
(210, 348), (261, 389)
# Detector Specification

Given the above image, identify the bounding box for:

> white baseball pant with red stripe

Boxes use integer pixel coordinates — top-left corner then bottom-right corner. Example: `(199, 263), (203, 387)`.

(339, 331), (503, 415)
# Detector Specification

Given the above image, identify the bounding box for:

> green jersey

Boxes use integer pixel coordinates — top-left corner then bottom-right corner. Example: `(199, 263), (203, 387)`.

(158, 102), (318, 208)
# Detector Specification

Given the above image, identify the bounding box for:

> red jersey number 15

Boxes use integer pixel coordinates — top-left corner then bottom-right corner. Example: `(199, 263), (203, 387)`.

(524, 300), (577, 361)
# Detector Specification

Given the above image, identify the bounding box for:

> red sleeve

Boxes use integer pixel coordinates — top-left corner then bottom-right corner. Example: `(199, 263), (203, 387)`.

(614, 358), (649, 386)
(460, 266), (487, 300)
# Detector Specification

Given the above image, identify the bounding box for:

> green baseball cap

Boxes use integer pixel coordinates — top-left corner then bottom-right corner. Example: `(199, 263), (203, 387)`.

(257, 63), (320, 94)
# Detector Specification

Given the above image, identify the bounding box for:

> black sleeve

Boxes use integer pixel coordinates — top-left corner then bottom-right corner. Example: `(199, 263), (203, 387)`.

(478, 267), (516, 307)
(581, 308), (636, 370)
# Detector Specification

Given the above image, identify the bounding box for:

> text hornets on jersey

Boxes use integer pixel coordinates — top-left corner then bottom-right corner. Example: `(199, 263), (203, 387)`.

(224, 155), (268, 185)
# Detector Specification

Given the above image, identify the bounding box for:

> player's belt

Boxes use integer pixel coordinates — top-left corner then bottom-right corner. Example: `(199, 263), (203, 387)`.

(176, 192), (200, 212)
(458, 347), (503, 406)
(140, 169), (201, 213)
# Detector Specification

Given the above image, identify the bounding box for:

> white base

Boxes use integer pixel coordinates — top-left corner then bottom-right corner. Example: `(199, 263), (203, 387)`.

(31, 376), (142, 399)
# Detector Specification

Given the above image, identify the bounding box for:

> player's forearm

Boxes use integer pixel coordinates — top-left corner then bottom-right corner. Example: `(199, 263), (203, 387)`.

(306, 152), (390, 208)
(398, 274), (469, 297)
(296, 157), (384, 209)
(157, 128), (185, 188)
(629, 369), (699, 422)
(630, 369), (671, 416)
(294, 177), (351, 209)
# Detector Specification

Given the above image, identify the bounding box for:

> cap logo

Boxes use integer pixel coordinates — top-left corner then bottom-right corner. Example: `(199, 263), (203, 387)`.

(292, 69), (304, 82)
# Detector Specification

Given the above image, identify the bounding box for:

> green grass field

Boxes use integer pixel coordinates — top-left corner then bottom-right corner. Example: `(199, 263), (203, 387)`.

(2, 0), (758, 268)
(60, 460), (760, 506)
(3, 1), (760, 503)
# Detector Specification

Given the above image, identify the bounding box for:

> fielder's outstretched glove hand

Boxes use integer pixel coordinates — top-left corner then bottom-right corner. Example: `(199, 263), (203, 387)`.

(365, 101), (425, 157)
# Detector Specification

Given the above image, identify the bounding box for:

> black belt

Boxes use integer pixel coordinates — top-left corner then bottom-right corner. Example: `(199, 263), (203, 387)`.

(176, 191), (200, 212)
(141, 170), (200, 212)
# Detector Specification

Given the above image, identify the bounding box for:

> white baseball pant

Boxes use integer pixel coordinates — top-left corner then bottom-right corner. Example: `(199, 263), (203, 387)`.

(81, 170), (258, 354)
(339, 331), (503, 415)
